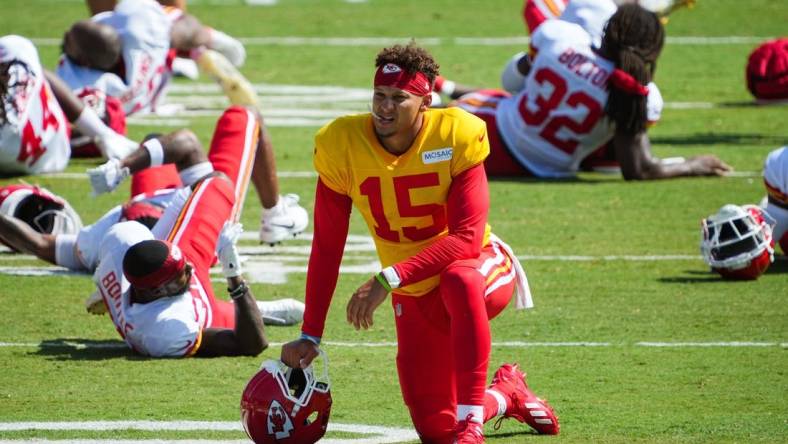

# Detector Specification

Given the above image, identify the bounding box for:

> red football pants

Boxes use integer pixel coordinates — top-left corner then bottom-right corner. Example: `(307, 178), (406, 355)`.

(393, 240), (517, 443)
(164, 106), (259, 328)
(453, 90), (533, 177)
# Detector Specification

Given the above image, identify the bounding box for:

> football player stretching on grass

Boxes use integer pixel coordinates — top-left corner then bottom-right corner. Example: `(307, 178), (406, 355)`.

(84, 106), (293, 357)
(0, 35), (137, 175)
(446, 5), (732, 180)
(281, 43), (558, 443)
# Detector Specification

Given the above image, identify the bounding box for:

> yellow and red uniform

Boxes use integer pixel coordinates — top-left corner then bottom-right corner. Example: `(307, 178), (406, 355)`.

(303, 107), (526, 442)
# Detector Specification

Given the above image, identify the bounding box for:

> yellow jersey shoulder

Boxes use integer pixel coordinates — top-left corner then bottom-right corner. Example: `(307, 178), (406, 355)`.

(425, 108), (490, 175)
(314, 113), (370, 195)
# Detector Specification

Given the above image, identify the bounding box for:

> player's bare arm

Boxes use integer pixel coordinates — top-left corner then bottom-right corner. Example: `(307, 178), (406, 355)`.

(197, 276), (268, 357)
(614, 130), (732, 180)
(197, 222), (267, 357)
(0, 214), (56, 263)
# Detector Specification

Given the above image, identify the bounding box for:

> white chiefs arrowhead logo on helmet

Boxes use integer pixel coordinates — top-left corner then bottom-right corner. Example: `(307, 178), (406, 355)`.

(267, 400), (294, 439)
(382, 63), (402, 74)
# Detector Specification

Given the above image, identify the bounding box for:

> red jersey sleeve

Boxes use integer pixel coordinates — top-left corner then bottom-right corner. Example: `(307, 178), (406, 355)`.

(392, 163), (489, 286)
(301, 178), (353, 338)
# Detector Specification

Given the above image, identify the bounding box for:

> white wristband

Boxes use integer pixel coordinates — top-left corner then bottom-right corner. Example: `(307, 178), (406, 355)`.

(143, 138), (164, 167)
(381, 266), (402, 290)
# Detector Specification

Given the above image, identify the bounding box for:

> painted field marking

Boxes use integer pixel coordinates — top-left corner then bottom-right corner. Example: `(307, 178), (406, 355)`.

(0, 341), (785, 349)
(0, 420), (419, 444)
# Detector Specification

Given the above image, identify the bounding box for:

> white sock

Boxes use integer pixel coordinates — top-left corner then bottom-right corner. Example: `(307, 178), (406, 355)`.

(262, 195), (283, 213)
(456, 405), (484, 424)
(74, 107), (113, 139)
(486, 389), (508, 417)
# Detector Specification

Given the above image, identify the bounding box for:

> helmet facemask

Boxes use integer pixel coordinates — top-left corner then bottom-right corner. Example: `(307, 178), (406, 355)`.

(701, 204), (775, 277)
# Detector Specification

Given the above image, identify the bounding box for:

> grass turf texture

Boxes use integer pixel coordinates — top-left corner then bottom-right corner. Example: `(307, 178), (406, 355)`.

(1, 0), (787, 442)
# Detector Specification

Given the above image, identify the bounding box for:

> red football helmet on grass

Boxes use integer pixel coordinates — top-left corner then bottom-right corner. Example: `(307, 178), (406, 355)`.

(701, 204), (775, 280)
(241, 351), (332, 444)
(746, 38), (788, 101)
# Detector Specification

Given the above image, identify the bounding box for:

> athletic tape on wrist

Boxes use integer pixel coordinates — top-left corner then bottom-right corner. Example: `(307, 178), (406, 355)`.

(143, 138), (164, 167)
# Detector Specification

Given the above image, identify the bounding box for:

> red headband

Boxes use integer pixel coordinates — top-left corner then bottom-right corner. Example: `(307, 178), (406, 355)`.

(609, 69), (649, 96)
(374, 63), (432, 96)
(125, 241), (186, 289)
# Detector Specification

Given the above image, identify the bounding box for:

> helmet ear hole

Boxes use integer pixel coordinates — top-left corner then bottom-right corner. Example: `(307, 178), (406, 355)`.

(305, 410), (319, 425)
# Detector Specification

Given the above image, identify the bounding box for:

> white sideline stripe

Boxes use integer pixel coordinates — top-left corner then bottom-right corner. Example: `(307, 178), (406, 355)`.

(36, 171), (317, 179)
(27, 171), (762, 181)
(1, 341), (785, 349)
(0, 422), (418, 444)
(29, 36), (773, 47)
(636, 341), (784, 347)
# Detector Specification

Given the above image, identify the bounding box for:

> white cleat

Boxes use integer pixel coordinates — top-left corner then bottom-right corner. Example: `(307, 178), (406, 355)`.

(259, 194), (309, 245)
(256, 298), (305, 326)
(85, 291), (107, 315)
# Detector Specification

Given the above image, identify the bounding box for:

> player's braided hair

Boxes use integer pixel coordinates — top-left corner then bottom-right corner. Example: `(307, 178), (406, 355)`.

(375, 42), (441, 84)
(0, 60), (29, 126)
(602, 4), (665, 134)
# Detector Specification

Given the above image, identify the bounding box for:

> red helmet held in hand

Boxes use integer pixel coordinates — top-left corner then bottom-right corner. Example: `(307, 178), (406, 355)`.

(240, 351), (332, 444)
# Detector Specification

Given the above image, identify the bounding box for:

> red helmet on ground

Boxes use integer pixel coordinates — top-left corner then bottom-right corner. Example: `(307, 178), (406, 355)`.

(0, 185), (82, 235)
(746, 38), (788, 101)
(240, 351), (332, 444)
(701, 204), (775, 280)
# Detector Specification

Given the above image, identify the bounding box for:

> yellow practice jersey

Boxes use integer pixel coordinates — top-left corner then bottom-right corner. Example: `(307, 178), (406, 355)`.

(314, 107), (492, 296)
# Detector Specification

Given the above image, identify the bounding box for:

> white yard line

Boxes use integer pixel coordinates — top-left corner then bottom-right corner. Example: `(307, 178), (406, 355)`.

(0, 341), (784, 349)
(0, 421), (418, 444)
(29, 36), (774, 47)
(19, 169), (765, 180)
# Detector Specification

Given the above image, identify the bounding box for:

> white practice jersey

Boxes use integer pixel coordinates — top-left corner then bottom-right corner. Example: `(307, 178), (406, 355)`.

(0, 35), (70, 175)
(497, 20), (616, 178)
(763, 146), (788, 245)
(93, 221), (210, 357)
(56, 0), (172, 115)
(59, 189), (179, 272)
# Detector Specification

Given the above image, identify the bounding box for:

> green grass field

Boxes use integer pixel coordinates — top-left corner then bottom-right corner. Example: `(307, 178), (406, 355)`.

(0, 0), (786, 443)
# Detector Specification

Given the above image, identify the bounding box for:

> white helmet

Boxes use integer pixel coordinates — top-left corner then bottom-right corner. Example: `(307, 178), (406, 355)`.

(0, 185), (82, 235)
(700, 204), (775, 280)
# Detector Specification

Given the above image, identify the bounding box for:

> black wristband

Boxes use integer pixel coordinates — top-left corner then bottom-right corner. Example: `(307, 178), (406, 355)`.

(228, 281), (248, 300)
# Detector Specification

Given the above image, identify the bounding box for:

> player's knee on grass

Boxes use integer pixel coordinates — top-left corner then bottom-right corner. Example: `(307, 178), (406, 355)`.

(410, 407), (455, 444)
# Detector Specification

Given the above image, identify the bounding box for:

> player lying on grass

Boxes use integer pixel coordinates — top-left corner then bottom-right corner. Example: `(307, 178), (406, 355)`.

(438, 4), (732, 180)
(58, 0), (307, 244)
(88, 105), (293, 357)
(61, 0), (251, 116)
(0, 35), (137, 176)
(281, 43), (558, 443)
(0, 107), (305, 327)
(85, 0), (247, 70)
